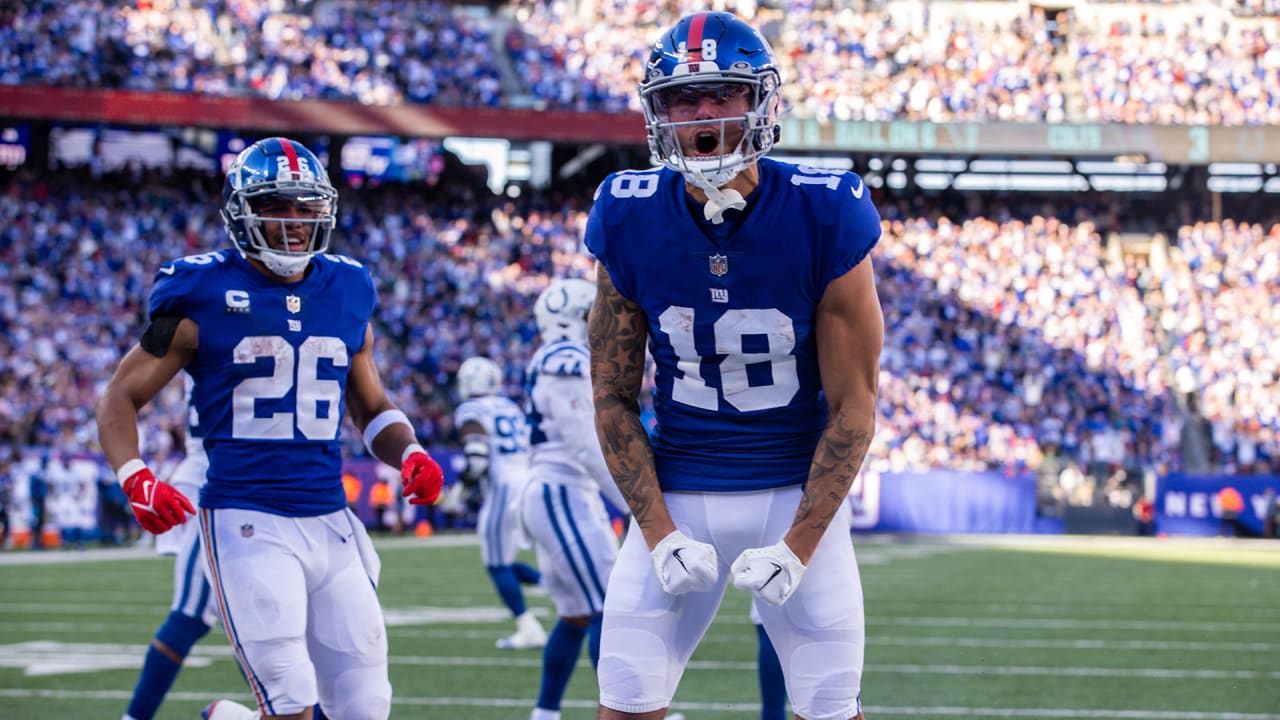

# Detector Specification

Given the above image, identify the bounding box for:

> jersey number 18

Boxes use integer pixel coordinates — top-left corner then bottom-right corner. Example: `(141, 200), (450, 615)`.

(657, 306), (799, 413)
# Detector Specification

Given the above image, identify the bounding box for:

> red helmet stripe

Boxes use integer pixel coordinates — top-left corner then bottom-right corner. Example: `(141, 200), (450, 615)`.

(276, 137), (300, 172)
(687, 12), (708, 60)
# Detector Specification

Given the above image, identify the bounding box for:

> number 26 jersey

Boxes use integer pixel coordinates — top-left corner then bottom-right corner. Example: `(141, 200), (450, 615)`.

(585, 158), (881, 492)
(148, 249), (377, 516)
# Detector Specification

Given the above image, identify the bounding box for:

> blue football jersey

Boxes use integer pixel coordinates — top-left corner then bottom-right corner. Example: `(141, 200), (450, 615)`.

(585, 158), (881, 492)
(148, 249), (377, 516)
(181, 372), (206, 456)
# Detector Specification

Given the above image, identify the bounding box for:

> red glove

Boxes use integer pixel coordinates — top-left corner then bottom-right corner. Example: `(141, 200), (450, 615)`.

(121, 464), (195, 534)
(401, 447), (444, 506)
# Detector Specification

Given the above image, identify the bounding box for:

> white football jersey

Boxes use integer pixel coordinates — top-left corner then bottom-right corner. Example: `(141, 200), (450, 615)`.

(524, 340), (622, 507)
(455, 394), (531, 488)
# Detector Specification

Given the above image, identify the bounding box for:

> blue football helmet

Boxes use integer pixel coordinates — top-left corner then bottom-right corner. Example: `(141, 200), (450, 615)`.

(639, 12), (782, 188)
(220, 137), (337, 277)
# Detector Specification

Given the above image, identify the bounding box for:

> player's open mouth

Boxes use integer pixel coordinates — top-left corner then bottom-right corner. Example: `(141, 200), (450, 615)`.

(693, 131), (719, 155)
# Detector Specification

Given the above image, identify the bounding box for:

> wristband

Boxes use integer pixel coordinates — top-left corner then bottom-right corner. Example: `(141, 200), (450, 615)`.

(402, 443), (427, 464)
(363, 408), (413, 456)
(116, 458), (148, 486)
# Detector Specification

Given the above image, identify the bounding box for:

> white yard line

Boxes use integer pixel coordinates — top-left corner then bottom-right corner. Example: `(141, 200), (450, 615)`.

(375, 654), (1280, 680)
(386, 627), (1280, 652)
(3, 642), (1271, 681)
(0, 688), (1276, 719)
(875, 616), (1280, 633)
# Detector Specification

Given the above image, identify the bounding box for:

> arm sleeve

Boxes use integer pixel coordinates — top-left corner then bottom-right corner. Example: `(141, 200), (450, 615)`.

(461, 435), (490, 485)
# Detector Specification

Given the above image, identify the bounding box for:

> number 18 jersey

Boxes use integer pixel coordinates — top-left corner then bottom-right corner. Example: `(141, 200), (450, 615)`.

(585, 158), (881, 492)
(148, 249), (377, 516)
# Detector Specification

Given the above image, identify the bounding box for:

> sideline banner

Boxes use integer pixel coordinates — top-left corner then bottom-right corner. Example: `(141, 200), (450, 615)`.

(849, 470), (1037, 534)
(1156, 474), (1279, 536)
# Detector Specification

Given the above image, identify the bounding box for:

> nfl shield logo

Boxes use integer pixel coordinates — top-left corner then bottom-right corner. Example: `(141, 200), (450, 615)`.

(240, 524), (254, 538)
(709, 254), (729, 277)
(286, 295), (301, 314)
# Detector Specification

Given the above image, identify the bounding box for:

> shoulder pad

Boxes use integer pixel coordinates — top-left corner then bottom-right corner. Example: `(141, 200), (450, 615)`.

(592, 169), (672, 232)
(454, 399), (485, 429)
(597, 168), (665, 202)
(155, 250), (232, 279)
(538, 343), (588, 378)
(320, 254), (367, 271)
(782, 164), (865, 208)
(150, 251), (233, 318)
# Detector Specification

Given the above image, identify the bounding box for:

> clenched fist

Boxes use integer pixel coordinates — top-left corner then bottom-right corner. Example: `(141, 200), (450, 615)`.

(121, 464), (195, 535)
(401, 448), (444, 506)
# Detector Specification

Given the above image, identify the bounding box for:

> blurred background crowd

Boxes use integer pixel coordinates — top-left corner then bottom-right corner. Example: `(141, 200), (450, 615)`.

(4, 0), (1277, 122)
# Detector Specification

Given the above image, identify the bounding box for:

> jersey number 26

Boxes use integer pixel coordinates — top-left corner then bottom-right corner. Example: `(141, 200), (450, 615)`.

(232, 335), (347, 440)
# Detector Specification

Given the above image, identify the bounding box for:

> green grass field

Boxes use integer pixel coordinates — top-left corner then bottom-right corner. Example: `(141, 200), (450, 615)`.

(1, 534), (1278, 719)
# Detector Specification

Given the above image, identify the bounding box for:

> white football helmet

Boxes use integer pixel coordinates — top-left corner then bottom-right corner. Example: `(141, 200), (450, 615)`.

(457, 357), (503, 399)
(534, 278), (595, 345)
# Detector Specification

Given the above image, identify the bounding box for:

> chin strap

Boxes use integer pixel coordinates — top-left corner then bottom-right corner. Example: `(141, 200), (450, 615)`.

(689, 168), (747, 225)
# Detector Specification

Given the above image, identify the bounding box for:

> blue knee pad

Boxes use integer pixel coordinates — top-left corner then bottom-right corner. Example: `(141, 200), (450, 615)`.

(156, 610), (211, 658)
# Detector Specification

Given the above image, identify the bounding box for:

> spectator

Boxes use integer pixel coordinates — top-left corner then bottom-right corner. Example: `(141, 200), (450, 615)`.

(1133, 495), (1155, 536)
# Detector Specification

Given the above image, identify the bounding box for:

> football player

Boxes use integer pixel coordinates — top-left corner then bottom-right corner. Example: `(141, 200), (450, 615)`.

(454, 355), (547, 650)
(96, 137), (444, 720)
(586, 12), (883, 720)
(519, 278), (628, 720)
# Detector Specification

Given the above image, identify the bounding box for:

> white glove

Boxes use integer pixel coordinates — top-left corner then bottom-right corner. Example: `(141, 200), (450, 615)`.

(731, 540), (807, 607)
(650, 530), (719, 595)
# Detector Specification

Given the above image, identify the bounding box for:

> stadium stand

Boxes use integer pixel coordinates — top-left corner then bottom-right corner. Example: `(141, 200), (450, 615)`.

(3, 0), (1277, 123)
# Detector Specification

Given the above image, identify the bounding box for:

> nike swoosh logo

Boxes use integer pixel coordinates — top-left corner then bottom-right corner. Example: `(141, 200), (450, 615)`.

(760, 563), (784, 589)
(159, 265), (175, 275)
(142, 480), (153, 499)
(850, 177), (865, 199)
(672, 548), (689, 573)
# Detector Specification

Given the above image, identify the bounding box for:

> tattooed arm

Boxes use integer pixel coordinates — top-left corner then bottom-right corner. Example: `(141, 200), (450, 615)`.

(588, 263), (676, 549)
(784, 257), (883, 564)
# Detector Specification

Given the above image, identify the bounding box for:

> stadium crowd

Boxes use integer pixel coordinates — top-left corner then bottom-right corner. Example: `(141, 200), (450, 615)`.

(3, 0), (1278, 124)
(2, 165), (1277, 490)
(1158, 220), (1280, 474)
(1, 0), (503, 106)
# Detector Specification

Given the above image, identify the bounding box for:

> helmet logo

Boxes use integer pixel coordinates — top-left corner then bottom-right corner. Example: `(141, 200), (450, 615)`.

(544, 286), (569, 312)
